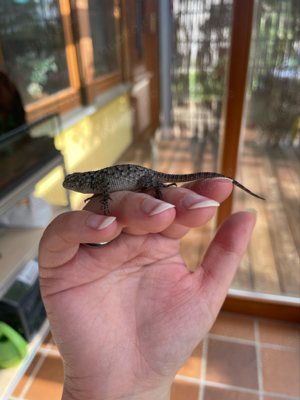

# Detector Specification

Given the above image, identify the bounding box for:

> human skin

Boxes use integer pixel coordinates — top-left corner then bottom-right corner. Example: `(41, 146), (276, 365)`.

(38, 179), (256, 400)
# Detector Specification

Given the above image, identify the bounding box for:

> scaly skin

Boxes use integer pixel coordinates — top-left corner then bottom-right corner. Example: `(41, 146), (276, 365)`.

(63, 164), (265, 214)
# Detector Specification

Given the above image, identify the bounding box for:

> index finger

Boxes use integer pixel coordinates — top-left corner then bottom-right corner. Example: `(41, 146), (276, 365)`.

(38, 210), (120, 268)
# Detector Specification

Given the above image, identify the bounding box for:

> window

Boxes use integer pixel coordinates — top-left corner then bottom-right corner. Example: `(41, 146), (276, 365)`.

(88, 0), (119, 78)
(0, 0), (80, 122)
(0, 0), (124, 119)
(0, 0), (70, 106)
(73, 0), (122, 103)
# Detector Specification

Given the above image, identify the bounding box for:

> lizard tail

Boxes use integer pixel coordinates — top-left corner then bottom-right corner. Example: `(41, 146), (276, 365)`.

(231, 179), (265, 200)
(156, 172), (266, 201)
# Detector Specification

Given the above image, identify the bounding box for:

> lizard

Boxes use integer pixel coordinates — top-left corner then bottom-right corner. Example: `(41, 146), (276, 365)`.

(62, 164), (265, 215)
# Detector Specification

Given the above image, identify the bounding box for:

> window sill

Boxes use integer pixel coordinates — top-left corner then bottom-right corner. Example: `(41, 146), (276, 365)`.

(60, 83), (132, 132)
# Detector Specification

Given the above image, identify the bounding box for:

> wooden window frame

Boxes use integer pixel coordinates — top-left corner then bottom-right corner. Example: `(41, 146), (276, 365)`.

(216, 0), (299, 319)
(26, 0), (81, 122)
(1, 0), (125, 122)
(71, 0), (123, 105)
(0, 0), (81, 123)
(216, 0), (255, 226)
(0, 42), (4, 65)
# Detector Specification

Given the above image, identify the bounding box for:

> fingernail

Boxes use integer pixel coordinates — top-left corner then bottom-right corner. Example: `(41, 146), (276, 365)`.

(87, 215), (116, 230)
(188, 199), (220, 209)
(206, 177), (232, 182)
(142, 197), (175, 216)
(244, 208), (257, 218)
(181, 193), (220, 209)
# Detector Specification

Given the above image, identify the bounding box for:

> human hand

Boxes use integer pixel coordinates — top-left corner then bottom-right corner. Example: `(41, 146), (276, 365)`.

(38, 179), (256, 400)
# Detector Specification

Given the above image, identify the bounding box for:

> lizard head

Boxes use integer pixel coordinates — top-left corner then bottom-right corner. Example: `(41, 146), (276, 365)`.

(63, 172), (96, 194)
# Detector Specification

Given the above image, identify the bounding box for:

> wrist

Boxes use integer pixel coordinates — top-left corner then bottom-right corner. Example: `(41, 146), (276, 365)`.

(62, 380), (171, 400)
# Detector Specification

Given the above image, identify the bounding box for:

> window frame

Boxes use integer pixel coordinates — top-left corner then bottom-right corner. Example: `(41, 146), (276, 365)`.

(0, 0), (81, 123)
(26, 0), (81, 122)
(0, 42), (4, 65)
(71, 0), (124, 105)
(0, 0), (124, 122)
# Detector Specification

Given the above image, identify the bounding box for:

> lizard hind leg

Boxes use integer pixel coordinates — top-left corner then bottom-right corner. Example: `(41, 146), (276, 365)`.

(166, 183), (177, 188)
(137, 174), (175, 201)
(154, 183), (176, 200)
(84, 193), (102, 203)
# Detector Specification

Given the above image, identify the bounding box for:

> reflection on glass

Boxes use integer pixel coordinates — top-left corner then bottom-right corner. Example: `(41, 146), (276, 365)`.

(88, 0), (119, 78)
(166, 0), (234, 270)
(172, 0), (233, 151)
(232, 0), (300, 298)
(0, 0), (70, 106)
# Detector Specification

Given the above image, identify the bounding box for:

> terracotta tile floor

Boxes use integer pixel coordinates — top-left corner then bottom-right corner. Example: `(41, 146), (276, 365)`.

(10, 312), (299, 400)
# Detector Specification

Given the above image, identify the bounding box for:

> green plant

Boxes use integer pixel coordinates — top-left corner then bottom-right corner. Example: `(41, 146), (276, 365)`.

(16, 53), (58, 86)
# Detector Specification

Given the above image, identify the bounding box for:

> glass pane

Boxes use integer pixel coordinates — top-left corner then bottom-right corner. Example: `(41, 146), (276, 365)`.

(167, 0), (233, 271)
(0, 0), (70, 106)
(0, 114), (61, 200)
(232, 0), (300, 297)
(172, 0), (233, 145)
(88, 0), (119, 78)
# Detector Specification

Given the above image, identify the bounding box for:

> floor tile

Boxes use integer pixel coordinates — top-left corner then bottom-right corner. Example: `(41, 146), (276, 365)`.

(206, 339), (258, 390)
(12, 354), (43, 397)
(171, 379), (200, 400)
(261, 347), (300, 397)
(25, 354), (64, 400)
(40, 331), (53, 349)
(259, 320), (300, 349)
(264, 396), (293, 400)
(12, 354), (41, 397)
(204, 386), (259, 400)
(177, 342), (203, 378)
(210, 313), (255, 341)
(39, 330), (58, 351)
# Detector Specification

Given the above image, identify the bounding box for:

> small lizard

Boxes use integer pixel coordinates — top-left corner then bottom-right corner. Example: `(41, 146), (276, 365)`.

(63, 164), (265, 214)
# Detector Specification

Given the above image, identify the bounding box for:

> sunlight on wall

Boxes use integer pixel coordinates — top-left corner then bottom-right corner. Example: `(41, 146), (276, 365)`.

(35, 93), (132, 209)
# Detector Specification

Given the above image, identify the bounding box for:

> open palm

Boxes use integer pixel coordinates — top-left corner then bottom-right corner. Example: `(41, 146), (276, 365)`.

(39, 180), (256, 400)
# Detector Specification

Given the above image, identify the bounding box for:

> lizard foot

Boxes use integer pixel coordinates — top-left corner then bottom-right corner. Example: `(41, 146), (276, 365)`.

(166, 183), (177, 188)
(99, 194), (113, 215)
(84, 194), (101, 203)
(153, 182), (177, 201)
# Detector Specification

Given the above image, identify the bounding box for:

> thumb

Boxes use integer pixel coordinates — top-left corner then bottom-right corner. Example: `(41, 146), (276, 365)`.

(194, 211), (256, 318)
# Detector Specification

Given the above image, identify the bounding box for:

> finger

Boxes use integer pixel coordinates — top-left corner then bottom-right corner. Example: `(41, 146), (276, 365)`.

(86, 189), (216, 238)
(84, 191), (176, 234)
(180, 178), (233, 203)
(39, 210), (120, 268)
(137, 180), (230, 239)
(160, 223), (191, 240)
(194, 211), (256, 318)
(122, 223), (190, 240)
(140, 186), (220, 238)
(156, 179), (231, 228)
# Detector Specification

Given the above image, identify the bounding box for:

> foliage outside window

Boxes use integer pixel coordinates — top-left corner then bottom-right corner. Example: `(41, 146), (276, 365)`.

(247, 0), (300, 132)
(0, 0), (70, 106)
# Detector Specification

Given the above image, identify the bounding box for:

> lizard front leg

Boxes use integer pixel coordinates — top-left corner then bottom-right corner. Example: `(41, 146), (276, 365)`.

(84, 192), (112, 214)
(89, 177), (113, 215)
(99, 193), (113, 215)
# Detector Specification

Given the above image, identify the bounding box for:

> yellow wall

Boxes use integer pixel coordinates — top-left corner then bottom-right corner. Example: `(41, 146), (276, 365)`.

(35, 92), (132, 209)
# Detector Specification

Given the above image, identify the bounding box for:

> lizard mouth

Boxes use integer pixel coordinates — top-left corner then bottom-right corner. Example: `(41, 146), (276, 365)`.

(62, 173), (94, 194)
(63, 173), (82, 191)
